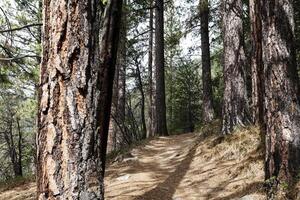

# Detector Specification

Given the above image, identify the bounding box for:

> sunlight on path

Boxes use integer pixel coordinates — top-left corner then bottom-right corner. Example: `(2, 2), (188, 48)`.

(105, 133), (197, 200)
(0, 130), (266, 200)
(105, 130), (266, 200)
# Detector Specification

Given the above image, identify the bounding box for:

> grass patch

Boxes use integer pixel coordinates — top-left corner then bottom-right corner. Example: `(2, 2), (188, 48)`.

(0, 174), (35, 193)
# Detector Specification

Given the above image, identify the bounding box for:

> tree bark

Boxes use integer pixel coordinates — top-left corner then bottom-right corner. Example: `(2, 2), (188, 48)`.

(200, 0), (215, 123)
(148, 0), (154, 137)
(249, 0), (264, 125)
(221, 0), (250, 134)
(37, 0), (122, 199)
(4, 117), (22, 177)
(261, 0), (300, 198)
(136, 64), (147, 139)
(154, 0), (168, 136)
(110, 0), (127, 151)
(16, 117), (22, 177)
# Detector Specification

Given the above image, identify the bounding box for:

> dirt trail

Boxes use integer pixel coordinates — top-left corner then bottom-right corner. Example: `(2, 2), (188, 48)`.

(0, 129), (265, 200)
(105, 130), (265, 200)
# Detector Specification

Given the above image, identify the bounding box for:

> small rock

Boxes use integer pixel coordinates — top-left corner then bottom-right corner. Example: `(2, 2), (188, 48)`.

(172, 197), (181, 200)
(239, 195), (256, 200)
(116, 174), (130, 181)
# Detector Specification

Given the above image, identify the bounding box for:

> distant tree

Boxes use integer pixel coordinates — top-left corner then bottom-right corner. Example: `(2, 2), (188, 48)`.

(148, 0), (154, 137)
(171, 59), (201, 133)
(165, 0), (182, 133)
(221, 0), (250, 134)
(200, 0), (215, 123)
(36, 0), (122, 199)
(0, 96), (23, 177)
(154, 0), (168, 136)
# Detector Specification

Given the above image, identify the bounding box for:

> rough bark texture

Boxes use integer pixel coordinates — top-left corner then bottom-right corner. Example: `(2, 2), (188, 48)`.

(200, 0), (215, 123)
(261, 0), (300, 198)
(37, 0), (122, 199)
(147, 0), (154, 137)
(221, 0), (250, 134)
(249, 0), (264, 125)
(154, 0), (168, 136)
(109, 1), (127, 151)
(115, 21), (126, 148)
(108, 58), (120, 152)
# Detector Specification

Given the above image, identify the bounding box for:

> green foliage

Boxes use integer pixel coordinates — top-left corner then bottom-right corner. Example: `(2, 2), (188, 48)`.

(0, 174), (35, 192)
(211, 48), (224, 116)
(166, 59), (202, 133)
(101, 0), (108, 5)
(0, 91), (36, 180)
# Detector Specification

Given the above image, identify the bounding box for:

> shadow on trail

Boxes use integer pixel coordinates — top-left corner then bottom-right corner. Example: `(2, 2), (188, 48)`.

(133, 137), (201, 200)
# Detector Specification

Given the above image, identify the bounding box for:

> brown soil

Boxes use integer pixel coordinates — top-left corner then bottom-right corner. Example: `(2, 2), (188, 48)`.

(0, 126), (266, 200)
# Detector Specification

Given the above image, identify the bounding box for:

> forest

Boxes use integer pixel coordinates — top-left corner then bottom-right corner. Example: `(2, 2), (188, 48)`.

(0, 0), (300, 199)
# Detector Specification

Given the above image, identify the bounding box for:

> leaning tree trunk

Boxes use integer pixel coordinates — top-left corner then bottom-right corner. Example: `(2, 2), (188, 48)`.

(37, 1), (122, 199)
(261, 0), (300, 198)
(249, 0), (264, 125)
(221, 0), (250, 134)
(154, 0), (168, 136)
(200, 0), (215, 123)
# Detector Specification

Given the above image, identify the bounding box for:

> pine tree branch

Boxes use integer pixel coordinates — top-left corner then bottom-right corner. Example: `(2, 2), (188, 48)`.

(0, 23), (42, 34)
(0, 55), (41, 61)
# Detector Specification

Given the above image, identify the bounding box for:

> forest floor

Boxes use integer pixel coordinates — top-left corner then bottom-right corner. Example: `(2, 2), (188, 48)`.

(0, 121), (266, 200)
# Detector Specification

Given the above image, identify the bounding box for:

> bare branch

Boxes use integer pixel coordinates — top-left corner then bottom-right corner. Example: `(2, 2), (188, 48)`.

(0, 23), (42, 34)
(0, 55), (41, 61)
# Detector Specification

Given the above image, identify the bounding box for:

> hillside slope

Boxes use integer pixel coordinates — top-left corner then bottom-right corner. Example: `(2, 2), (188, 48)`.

(0, 123), (265, 200)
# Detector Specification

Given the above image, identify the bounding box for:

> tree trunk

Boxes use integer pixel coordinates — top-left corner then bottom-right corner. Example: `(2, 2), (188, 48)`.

(136, 65), (147, 139)
(249, 0), (264, 125)
(148, 0), (154, 137)
(200, 0), (215, 123)
(221, 0), (250, 134)
(4, 118), (22, 177)
(37, 1), (122, 199)
(109, 58), (120, 152)
(154, 0), (168, 136)
(110, 0), (127, 151)
(16, 118), (22, 177)
(261, 0), (300, 198)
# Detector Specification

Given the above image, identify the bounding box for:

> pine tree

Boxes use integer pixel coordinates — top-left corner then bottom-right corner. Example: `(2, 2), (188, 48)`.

(37, 1), (122, 199)
(200, 0), (215, 123)
(261, 0), (300, 198)
(221, 0), (250, 134)
(154, 0), (168, 136)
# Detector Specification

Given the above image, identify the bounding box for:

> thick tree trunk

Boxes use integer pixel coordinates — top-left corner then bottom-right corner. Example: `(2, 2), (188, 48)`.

(200, 0), (215, 123)
(249, 0), (264, 125)
(37, 1), (122, 199)
(148, 0), (154, 137)
(221, 0), (250, 134)
(261, 0), (300, 198)
(110, 1), (127, 151)
(154, 0), (168, 136)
